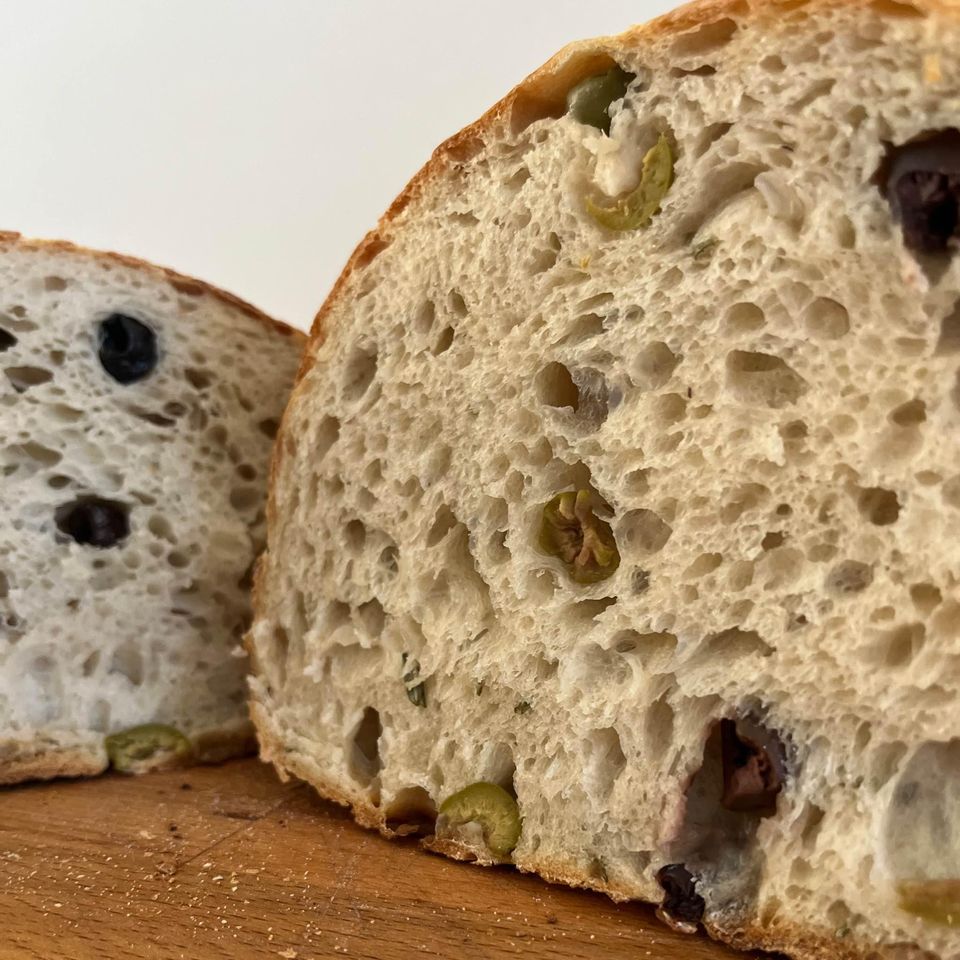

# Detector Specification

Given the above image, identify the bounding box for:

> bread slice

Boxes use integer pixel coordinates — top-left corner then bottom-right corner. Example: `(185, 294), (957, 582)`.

(249, 1), (960, 957)
(0, 232), (303, 784)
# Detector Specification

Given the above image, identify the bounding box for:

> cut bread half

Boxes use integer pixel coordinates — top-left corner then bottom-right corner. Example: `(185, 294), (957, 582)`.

(249, 2), (960, 958)
(0, 232), (303, 784)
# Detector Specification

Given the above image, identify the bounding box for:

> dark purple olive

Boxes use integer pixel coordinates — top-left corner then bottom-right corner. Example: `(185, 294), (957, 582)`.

(97, 314), (158, 384)
(55, 497), (130, 548)
(656, 864), (705, 925)
(881, 129), (960, 254)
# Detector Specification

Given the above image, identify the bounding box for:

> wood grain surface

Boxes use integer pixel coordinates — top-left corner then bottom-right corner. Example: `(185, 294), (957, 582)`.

(0, 759), (764, 960)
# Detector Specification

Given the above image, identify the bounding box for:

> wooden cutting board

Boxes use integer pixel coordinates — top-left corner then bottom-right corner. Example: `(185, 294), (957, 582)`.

(0, 759), (765, 960)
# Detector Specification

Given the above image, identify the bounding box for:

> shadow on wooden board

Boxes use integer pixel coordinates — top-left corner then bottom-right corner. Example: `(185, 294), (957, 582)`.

(0, 758), (774, 960)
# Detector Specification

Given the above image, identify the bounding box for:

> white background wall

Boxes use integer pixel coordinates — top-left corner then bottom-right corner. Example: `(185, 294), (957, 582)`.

(0, 1), (673, 330)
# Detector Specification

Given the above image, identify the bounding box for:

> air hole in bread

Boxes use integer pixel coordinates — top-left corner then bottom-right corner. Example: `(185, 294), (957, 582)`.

(865, 622), (926, 667)
(699, 628), (774, 666)
(504, 167), (531, 194)
(934, 300), (960, 355)
(790, 78), (837, 112)
(449, 292), (468, 319)
(652, 392), (688, 426)
(432, 326), (455, 356)
(826, 560), (873, 595)
(571, 367), (608, 430)
(357, 598), (385, 639)
(633, 342), (679, 391)
(0, 327), (15, 351)
(109, 641), (144, 686)
(344, 519), (368, 554)
(89, 699), (110, 732)
(796, 802), (825, 852)
(426, 504), (458, 547)
(257, 417), (279, 439)
(871, 0), (925, 17)
(760, 531), (786, 552)
(726, 351), (808, 408)
(624, 469), (651, 497)
(857, 486), (900, 525)
(5, 365), (52, 393)
(423, 444), (452, 486)
(670, 16), (740, 59)
(315, 416), (341, 461)
(229, 486), (260, 512)
(645, 696), (675, 747)
(584, 727), (627, 800)
(680, 163), (769, 242)
(527, 233), (561, 275)
(356, 237), (390, 270)
(568, 598), (618, 623)
(379, 543), (400, 578)
(723, 302), (766, 335)
(413, 300), (436, 337)
(889, 398), (926, 427)
(942, 475), (960, 509)
(619, 509), (673, 554)
(868, 740), (908, 790)
(802, 298), (850, 340)
(692, 122), (733, 161)
(9, 442), (62, 469)
(536, 361), (579, 411)
(684, 553), (723, 579)
(487, 529), (510, 564)
(556, 313), (604, 346)
(385, 786), (437, 837)
(614, 631), (677, 673)
(349, 706), (383, 788)
(910, 582), (942, 614)
(343, 344), (378, 402)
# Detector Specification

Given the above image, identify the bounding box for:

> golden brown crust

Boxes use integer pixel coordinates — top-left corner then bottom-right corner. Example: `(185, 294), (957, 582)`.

(302, 0), (955, 350)
(0, 722), (257, 787)
(0, 741), (107, 786)
(0, 230), (305, 344)
(254, 0), (959, 957)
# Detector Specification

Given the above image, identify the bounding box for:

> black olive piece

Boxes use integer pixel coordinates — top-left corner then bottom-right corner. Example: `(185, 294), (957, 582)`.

(0, 327), (15, 352)
(656, 864), (706, 925)
(719, 718), (783, 815)
(55, 497), (130, 548)
(880, 129), (960, 255)
(97, 313), (158, 384)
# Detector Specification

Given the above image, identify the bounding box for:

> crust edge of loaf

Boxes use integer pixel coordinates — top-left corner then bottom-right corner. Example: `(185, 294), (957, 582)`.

(0, 230), (306, 344)
(0, 719), (258, 786)
(250, 699), (875, 960)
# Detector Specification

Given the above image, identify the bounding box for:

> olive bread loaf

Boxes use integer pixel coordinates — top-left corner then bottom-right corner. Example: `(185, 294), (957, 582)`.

(249, 1), (960, 957)
(0, 233), (303, 783)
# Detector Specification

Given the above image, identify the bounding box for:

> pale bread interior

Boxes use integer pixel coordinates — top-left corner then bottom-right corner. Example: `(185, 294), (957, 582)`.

(0, 240), (301, 781)
(251, 3), (960, 958)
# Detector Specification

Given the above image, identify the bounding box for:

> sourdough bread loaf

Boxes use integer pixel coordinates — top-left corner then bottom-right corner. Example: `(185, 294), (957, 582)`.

(249, 2), (960, 957)
(0, 233), (303, 784)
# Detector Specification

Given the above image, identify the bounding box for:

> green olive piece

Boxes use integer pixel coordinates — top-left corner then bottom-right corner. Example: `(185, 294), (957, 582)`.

(439, 782), (522, 857)
(898, 880), (960, 926)
(566, 66), (635, 135)
(586, 134), (675, 231)
(539, 489), (620, 585)
(105, 723), (192, 774)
